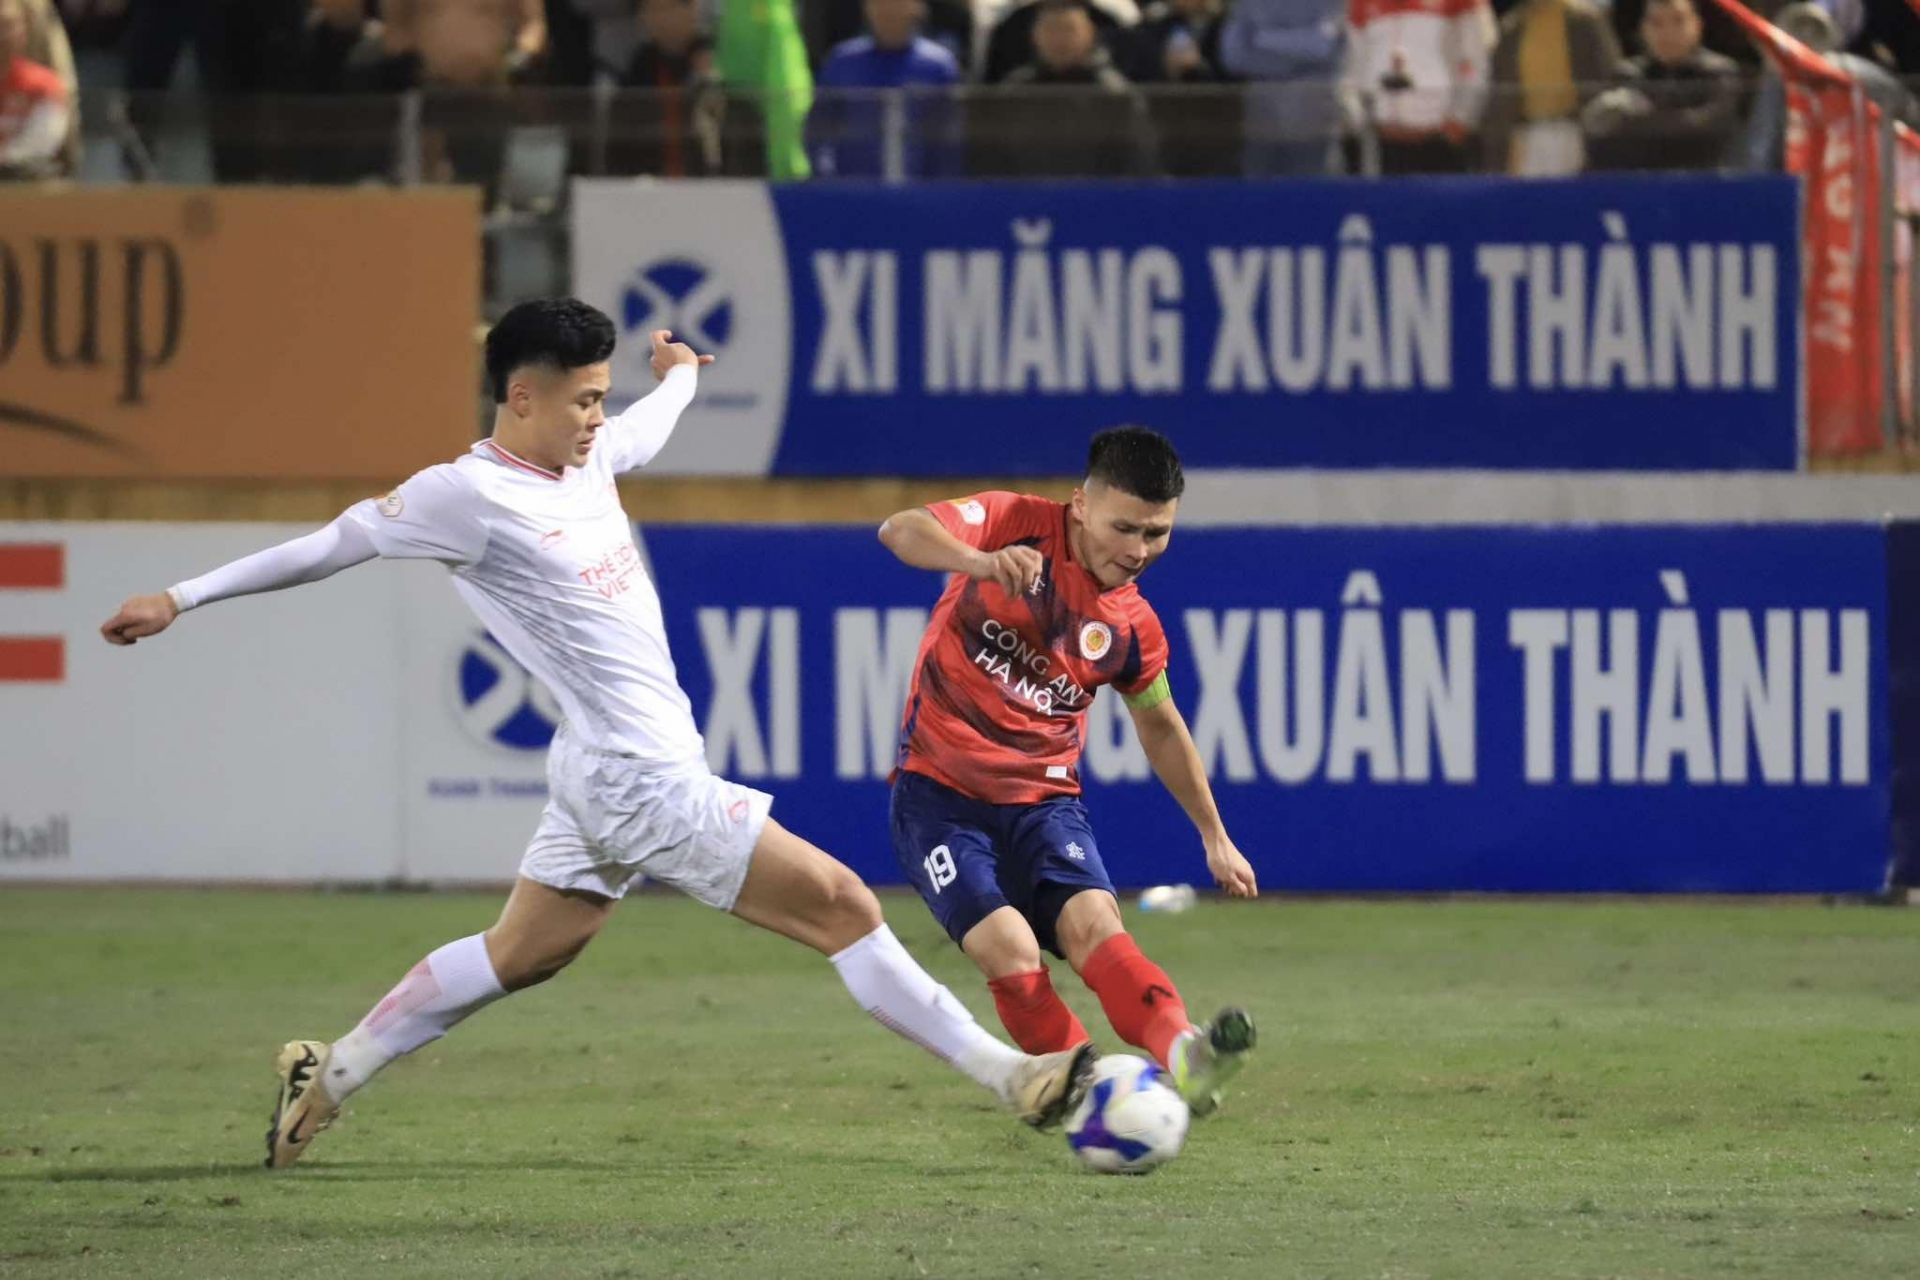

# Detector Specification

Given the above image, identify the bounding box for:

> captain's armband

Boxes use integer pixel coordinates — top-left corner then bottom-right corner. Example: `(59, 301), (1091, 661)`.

(1121, 671), (1171, 712)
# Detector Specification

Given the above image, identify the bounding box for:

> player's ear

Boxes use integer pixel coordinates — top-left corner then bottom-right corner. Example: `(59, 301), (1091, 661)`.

(506, 375), (534, 419)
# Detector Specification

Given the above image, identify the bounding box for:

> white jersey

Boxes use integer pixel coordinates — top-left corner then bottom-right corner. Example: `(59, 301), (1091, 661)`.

(344, 367), (704, 768)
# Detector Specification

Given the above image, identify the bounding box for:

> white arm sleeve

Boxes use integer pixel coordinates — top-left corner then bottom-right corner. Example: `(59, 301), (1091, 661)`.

(167, 514), (379, 613)
(601, 365), (698, 474)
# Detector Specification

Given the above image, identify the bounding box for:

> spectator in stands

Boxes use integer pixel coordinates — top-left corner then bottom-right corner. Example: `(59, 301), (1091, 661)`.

(610, 0), (761, 175)
(1481, 0), (1619, 175)
(1739, 2), (1920, 171)
(379, 0), (546, 193)
(0, 0), (67, 178)
(121, 0), (306, 180)
(1218, 0), (1347, 177)
(1582, 0), (1738, 171)
(282, 0), (395, 184)
(811, 0), (972, 75)
(18, 0), (74, 172)
(623, 0), (710, 89)
(1344, 0), (1495, 174)
(1123, 0), (1224, 82)
(545, 0), (642, 85)
(301, 0), (376, 91)
(617, 0), (711, 174)
(1608, 0), (1757, 67)
(1123, 0), (1234, 175)
(975, 0), (1156, 176)
(807, 0), (960, 178)
(381, 0), (546, 87)
(981, 0), (1136, 85)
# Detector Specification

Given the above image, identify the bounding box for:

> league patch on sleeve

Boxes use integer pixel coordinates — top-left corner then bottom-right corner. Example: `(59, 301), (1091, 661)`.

(376, 492), (405, 518)
(954, 499), (986, 526)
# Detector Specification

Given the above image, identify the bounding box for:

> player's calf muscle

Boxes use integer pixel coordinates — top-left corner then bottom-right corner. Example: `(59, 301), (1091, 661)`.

(482, 880), (612, 990)
(484, 928), (591, 991)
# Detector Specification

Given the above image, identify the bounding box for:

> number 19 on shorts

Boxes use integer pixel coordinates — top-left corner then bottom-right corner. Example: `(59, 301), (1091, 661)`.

(924, 844), (957, 894)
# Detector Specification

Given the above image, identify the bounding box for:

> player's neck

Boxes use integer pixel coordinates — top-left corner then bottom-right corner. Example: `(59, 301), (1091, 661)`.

(489, 418), (564, 475)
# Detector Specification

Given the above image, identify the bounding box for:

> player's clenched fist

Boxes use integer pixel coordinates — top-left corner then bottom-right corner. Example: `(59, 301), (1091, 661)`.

(970, 545), (1044, 596)
(100, 592), (179, 646)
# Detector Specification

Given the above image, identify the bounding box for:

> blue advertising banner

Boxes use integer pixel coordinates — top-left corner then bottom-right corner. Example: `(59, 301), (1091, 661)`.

(575, 178), (1801, 475)
(636, 522), (1887, 894)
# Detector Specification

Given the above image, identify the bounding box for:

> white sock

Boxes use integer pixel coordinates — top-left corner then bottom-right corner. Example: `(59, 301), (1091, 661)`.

(324, 934), (507, 1100)
(830, 924), (1023, 1101)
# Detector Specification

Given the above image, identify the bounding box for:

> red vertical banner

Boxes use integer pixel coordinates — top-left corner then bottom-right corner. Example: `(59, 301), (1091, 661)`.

(1714, 0), (1889, 456)
(1798, 81), (1885, 453)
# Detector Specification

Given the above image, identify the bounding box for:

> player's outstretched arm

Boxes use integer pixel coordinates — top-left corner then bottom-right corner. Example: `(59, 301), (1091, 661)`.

(1127, 691), (1259, 898)
(877, 507), (1043, 596)
(601, 329), (715, 474)
(99, 515), (379, 647)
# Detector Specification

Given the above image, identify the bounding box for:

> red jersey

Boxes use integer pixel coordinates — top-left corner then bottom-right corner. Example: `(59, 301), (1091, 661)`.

(897, 491), (1170, 804)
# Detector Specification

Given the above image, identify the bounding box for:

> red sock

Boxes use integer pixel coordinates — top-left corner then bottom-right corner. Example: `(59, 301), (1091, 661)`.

(1078, 933), (1193, 1069)
(987, 968), (1091, 1054)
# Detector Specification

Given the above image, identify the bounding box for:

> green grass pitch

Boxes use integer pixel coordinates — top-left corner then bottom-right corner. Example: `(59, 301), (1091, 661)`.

(2, 887), (1916, 1278)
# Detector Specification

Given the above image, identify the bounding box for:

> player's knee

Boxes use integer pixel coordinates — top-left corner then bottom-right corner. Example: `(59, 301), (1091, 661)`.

(989, 936), (1045, 979)
(794, 862), (884, 948)
(826, 868), (884, 937)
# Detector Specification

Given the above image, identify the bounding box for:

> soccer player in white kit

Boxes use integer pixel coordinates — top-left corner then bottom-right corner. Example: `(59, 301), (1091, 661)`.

(99, 299), (1095, 1169)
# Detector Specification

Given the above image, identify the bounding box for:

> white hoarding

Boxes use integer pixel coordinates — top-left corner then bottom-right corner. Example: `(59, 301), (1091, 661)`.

(0, 523), (552, 884)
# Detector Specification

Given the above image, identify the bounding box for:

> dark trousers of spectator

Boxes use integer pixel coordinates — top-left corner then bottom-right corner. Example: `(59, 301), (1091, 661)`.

(421, 88), (516, 206)
(122, 0), (306, 181)
(1380, 134), (1467, 175)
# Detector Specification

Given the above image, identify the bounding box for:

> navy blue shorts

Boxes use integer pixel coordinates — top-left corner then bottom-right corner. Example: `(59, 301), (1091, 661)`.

(889, 769), (1117, 957)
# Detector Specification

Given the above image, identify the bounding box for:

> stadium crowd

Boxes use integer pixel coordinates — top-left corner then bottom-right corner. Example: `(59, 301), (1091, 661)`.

(4, 0), (1918, 186)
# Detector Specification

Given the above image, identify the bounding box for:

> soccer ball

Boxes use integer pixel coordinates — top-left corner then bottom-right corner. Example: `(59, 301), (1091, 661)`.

(1063, 1053), (1190, 1174)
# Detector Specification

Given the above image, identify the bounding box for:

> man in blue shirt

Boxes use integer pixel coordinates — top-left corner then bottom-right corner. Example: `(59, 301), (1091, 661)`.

(809, 0), (962, 178)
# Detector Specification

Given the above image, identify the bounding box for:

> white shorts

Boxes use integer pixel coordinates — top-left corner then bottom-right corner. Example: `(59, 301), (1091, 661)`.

(520, 724), (773, 909)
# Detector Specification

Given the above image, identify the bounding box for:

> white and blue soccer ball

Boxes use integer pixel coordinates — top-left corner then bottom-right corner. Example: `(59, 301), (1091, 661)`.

(1064, 1053), (1190, 1174)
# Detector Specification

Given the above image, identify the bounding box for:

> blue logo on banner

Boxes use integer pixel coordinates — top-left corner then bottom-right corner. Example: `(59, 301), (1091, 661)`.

(455, 633), (558, 752)
(621, 259), (735, 355)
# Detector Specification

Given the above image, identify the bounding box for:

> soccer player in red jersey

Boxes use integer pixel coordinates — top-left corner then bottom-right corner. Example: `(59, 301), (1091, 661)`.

(878, 426), (1257, 1114)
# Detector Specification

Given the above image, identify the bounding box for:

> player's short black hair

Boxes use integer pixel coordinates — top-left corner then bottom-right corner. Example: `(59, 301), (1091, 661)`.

(484, 298), (617, 403)
(1086, 426), (1184, 504)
